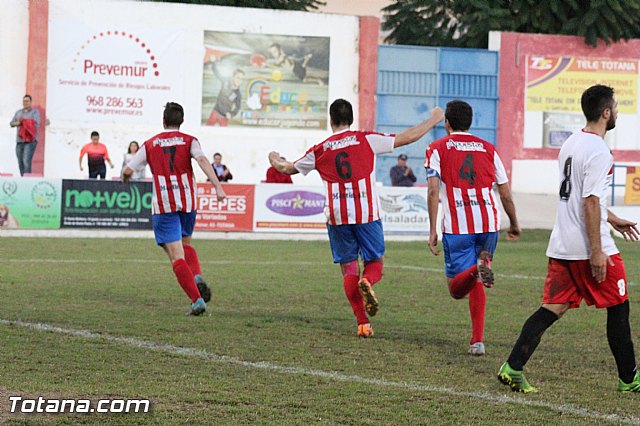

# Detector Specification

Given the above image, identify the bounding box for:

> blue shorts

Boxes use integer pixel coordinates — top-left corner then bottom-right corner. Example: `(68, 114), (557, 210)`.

(152, 211), (197, 245)
(442, 232), (499, 278)
(327, 220), (385, 264)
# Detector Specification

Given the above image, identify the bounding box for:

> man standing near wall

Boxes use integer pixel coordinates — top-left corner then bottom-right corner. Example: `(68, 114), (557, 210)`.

(9, 95), (41, 176)
(269, 98), (444, 337)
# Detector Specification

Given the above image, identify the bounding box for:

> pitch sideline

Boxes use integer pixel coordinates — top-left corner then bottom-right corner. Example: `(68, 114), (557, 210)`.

(0, 318), (637, 424)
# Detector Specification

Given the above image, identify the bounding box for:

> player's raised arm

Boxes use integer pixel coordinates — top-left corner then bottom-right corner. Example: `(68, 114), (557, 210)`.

(269, 151), (299, 175)
(196, 155), (226, 201)
(394, 106), (444, 148)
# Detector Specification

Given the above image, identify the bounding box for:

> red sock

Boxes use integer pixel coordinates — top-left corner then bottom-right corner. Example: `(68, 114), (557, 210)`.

(363, 260), (383, 285)
(448, 265), (478, 299)
(468, 282), (486, 344)
(343, 275), (368, 325)
(172, 259), (200, 302)
(183, 244), (202, 276)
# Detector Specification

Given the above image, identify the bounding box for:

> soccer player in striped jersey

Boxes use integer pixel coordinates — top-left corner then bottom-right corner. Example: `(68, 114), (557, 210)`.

(123, 102), (226, 316)
(269, 98), (444, 337)
(425, 100), (520, 356)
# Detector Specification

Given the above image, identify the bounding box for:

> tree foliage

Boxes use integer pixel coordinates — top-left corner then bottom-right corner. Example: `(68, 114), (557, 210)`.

(382, 0), (640, 48)
(145, 0), (325, 11)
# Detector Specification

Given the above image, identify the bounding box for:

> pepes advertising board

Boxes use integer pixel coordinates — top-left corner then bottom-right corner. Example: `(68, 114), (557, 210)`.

(195, 184), (254, 232)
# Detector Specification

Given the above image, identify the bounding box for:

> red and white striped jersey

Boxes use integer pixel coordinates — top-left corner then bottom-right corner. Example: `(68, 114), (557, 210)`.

(425, 132), (508, 234)
(294, 129), (395, 225)
(127, 130), (206, 214)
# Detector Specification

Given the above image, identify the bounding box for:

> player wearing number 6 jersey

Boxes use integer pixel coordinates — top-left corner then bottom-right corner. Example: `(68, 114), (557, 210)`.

(269, 99), (444, 337)
(498, 85), (640, 393)
(123, 102), (227, 316)
(425, 100), (520, 356)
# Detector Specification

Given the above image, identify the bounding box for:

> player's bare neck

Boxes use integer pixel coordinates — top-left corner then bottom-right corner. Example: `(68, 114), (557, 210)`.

(332, 125), (350, 133)
(583, 122), (606, 139)
(164, 126), (180, 131)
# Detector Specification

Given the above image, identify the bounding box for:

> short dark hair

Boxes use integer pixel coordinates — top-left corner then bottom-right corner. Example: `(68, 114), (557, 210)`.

(90, 131), (99, 138)
(164, 102), (184, 127)
(23, 95), (32, 101)
(213, 153), (222, 158)
(445, 100), (473, 131)
(581, 85), (614, 122)
(329, 99), (353, 127)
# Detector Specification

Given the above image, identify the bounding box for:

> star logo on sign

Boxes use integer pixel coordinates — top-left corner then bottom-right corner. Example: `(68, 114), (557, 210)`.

(292, 194), (304, 209)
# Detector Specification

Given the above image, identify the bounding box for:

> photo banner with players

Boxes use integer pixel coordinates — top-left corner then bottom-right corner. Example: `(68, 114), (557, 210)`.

(253, 184), (327, 233)
(195, 183), (255, 232)
(201, 31), (330, 129)
(46, 3), (184, 125)
(0, 178), (62, 229)
(377, 187), (429, 234)
(60, 180), (153, 229)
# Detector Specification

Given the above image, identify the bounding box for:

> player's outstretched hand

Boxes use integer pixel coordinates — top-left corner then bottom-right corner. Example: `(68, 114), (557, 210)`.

(216, 186), (226, 202)
(609, 216), (639, 241)
(430, 106), (444, 123)
(428, 232), (440, 256)
(268, 151), (281, 166)
(507, 224), (521, 241)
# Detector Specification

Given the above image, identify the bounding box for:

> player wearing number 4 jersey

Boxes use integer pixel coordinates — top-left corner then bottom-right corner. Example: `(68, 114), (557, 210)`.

(269, 99), (444, 337)
(425, 100), (520, 356)
(123, 102), (227, 316)
(499, 85), (640, 393)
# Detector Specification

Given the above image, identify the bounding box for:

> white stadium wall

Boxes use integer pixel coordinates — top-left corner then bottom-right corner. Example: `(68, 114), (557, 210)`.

(0, 0), (30, 176)
(20, 0), (361, 183)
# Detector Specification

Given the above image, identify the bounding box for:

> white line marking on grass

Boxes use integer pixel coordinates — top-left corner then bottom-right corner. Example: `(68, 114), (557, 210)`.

(0, 258), (546, 281)
(0, 318), (637, 425)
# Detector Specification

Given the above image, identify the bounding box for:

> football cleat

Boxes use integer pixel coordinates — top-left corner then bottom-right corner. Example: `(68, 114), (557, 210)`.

(189, 297), (206, 316)
(477, 250), (494, 288)
(357, 323), (374, 338)
(497, 362), (537, 393)
(468, 342), (486, 356)
(618, 371), (640, 393)
(358, 278), (379, 317)
(195, 275), (211, 303)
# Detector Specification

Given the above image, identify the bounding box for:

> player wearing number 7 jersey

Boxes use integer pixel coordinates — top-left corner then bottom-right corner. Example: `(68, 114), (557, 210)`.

(269, 99), (444, 337)
(123, 102), (227, 316)
(425, 100), (520, 356)
(498, 85), (640, 393)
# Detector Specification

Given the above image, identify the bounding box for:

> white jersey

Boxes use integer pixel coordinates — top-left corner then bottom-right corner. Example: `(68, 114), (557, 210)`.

(546, 130), (618, 260)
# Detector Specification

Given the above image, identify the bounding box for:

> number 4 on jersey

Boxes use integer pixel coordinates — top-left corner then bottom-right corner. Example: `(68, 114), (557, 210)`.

(458, 154), (476, 185)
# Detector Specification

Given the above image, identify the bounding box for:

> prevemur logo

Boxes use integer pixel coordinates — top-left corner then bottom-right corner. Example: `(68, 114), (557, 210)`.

(65, 185), (152, 213)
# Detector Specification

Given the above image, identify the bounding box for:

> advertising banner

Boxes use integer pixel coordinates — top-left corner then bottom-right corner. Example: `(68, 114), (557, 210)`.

(46, 7), (184, 125)
(624, 167), (640, 205)
(526, 56), (638, 113)
(201, 31), (330, 129)
(377, 187), (429, 234)
(61, 180), (153, 229)
(0, 178), (62, 229)
(253, 184), (326, 232)
(195, 184), (254, 232)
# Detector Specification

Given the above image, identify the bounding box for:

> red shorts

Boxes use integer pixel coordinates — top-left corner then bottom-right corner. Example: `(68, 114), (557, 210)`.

(542, 254), (628, 309)
(206, 110), (229, 126)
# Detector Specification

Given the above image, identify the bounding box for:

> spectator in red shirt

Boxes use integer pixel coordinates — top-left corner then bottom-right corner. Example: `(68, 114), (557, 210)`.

(265, 157), (293, 183)
(79, 131), (114, 179)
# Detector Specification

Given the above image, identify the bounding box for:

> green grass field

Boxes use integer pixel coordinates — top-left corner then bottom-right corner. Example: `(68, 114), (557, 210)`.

(0, 230), (639, 425)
